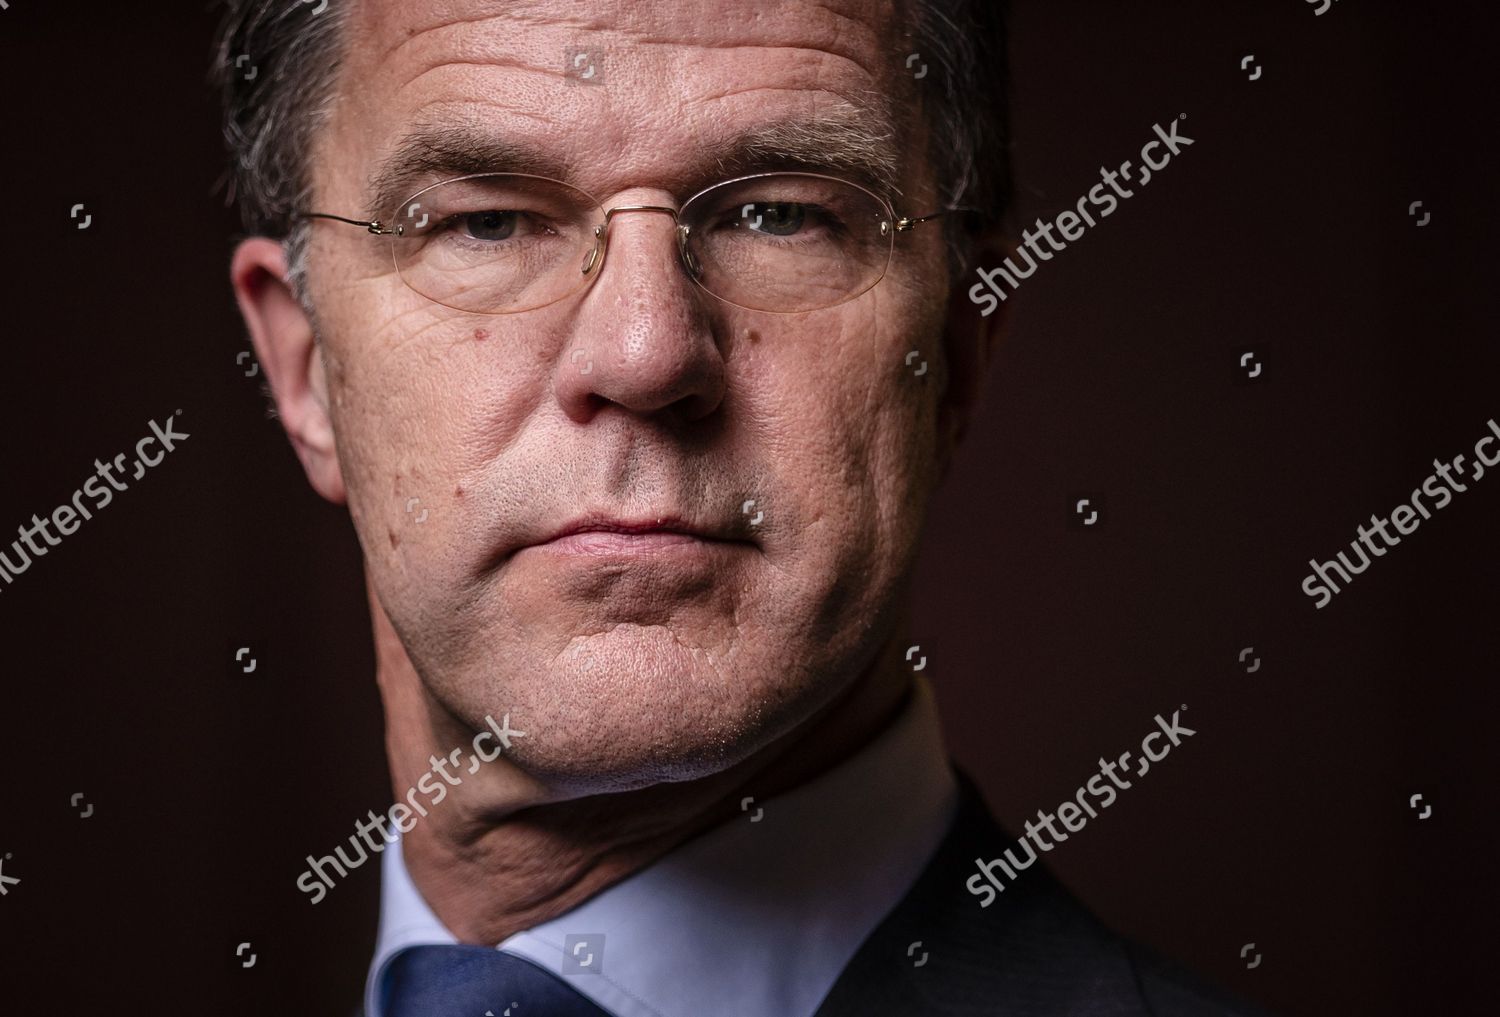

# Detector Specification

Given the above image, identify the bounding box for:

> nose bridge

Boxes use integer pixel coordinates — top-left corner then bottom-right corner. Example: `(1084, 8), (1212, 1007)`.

(589, 202), (694, 283)
(603, 204), (680, 225)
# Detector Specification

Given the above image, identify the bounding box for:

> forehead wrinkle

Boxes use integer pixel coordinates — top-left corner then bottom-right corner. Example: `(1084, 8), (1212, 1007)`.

(370, 73), (898, 208)
(389, 36), (875, 97)
(397, 57), (573, 94)
(366, 6), (651, 86)
(359, 0), (894, 77)
(343, 2), (913, 208)
(352, 0), (898, 129)
(626, 0), (893, 63)
(363, 4), (610, 65)
(408, 99), (566, 134)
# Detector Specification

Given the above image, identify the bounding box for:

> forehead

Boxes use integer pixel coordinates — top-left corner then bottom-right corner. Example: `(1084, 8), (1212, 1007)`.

(327, 0), (912, 203)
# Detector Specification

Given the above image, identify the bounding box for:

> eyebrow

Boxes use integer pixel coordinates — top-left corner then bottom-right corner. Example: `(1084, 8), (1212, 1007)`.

(710, 100), (902, 198)
(364, 119), (574, 221)
(363, 100), (902, 220)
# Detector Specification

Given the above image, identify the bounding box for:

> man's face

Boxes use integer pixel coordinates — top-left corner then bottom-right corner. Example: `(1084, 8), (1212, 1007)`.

(295, 0), (961, 790)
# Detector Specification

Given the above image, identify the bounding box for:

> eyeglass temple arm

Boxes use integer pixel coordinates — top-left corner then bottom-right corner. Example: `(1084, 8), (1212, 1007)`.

(291, 211), (401, 236)
(894, 205), (981, 232)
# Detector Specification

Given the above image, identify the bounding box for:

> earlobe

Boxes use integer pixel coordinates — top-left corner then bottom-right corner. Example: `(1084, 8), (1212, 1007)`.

(229, 236), (347, 504)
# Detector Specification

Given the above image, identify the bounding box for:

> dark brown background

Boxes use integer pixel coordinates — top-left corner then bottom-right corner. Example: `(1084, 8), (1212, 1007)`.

(1, 1), (1494, 1014)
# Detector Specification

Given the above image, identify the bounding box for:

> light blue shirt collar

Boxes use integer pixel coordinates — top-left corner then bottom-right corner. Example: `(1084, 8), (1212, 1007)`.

(366, 674), (956, 1017)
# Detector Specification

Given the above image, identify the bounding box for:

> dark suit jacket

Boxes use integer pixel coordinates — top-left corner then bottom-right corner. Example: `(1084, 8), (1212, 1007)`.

(812, 769), (1274, 1016)
(359, 769), (1274, 1016)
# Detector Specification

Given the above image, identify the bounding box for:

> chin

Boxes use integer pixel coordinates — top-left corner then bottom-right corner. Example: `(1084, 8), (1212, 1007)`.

(433, 624), (844, 795)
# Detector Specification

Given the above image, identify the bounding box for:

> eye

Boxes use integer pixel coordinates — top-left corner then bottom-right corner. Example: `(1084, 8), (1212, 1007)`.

(738, 201), (807, 236)
(462, 210), (520, 241)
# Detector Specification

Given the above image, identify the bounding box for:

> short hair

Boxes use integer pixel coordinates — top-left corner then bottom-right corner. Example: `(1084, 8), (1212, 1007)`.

(210, 0), (1010, 298)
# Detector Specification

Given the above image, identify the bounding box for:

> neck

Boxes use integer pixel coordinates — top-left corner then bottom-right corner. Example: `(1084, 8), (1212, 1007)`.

(366, 578), (914, 945)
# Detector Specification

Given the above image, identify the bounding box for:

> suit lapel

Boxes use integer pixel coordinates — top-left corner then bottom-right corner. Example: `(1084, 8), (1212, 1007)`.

(812, 768), (1151, 1016)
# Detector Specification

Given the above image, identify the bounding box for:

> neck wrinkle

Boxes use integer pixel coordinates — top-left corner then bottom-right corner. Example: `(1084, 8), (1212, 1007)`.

(367, 570), (915, 945)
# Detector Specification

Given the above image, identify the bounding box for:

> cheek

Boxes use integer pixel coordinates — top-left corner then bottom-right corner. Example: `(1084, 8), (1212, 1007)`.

(320, 308), (541, 571)
(756, 294), (942, 572)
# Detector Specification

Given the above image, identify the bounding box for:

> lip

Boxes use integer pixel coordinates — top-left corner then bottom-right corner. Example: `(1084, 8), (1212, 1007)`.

(513, 513), (753, 558)
(537, 530), (715, 556)
(486, 512), (757, 572)
(544, 515), (707, 543)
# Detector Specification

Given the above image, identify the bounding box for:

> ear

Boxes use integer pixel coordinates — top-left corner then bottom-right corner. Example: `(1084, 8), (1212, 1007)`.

(935, 232), (1009, 482)
(229, 236), (346, 504)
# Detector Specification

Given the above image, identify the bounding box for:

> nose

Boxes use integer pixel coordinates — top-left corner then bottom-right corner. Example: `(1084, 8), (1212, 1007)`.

(555, 201), (726, 426)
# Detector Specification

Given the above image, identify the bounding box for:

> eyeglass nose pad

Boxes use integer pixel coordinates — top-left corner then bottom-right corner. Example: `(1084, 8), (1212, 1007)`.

(581, 224), (606, 276)
(677, 224), (702, 280)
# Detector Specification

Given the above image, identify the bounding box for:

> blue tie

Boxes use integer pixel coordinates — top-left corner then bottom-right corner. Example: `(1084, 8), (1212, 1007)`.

(380, 944), (614, 1016)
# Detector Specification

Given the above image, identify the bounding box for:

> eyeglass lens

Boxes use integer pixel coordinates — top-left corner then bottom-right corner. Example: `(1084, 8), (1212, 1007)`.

(390, 173), (895, 314)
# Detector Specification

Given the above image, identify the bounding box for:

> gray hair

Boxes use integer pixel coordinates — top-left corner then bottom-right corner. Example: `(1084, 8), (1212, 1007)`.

(210, 0), (1010, 297)
(211, 0), (351, 307)
(909, 0), (1013, 268)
